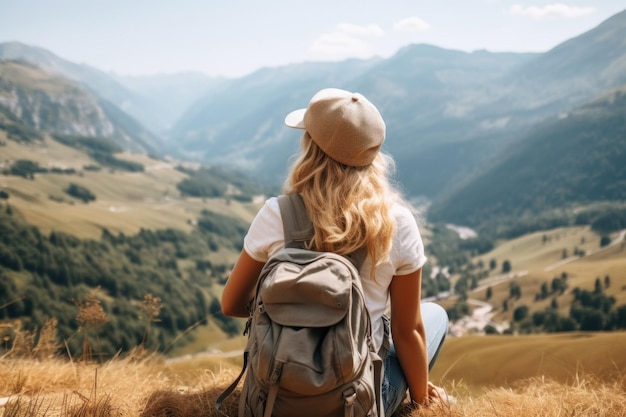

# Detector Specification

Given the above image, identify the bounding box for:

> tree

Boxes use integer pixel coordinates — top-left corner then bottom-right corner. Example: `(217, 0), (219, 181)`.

(551, 277), (566, 294)
(533, 311), (546, 326)
(485, 286), (493, 301)
(484, 325), (499, 335)
(604, 275), (611, 289)
(513, 305), (529, 322)
(599, 236), (611, 247)
(579, 309), (606, 331)
(550, 298), (559, 310)
(65, 183), (96, 203)
(594, 277), (603, 294)
(610, 305), (626, 329)
(502, 260), (511, 274)
(509, 282), (521, 299)
(446, 302), (470, 321)
(489, 259), (497, 270)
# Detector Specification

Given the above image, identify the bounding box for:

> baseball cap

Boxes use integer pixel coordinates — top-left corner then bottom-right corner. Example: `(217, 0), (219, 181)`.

(284, 88), (385, 167)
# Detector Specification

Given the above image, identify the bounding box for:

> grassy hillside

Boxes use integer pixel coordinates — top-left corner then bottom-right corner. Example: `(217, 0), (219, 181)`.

(431, 332), (626, 392)
(469, 227), (626, 307)
(430, 86), (626, 234)
(0, 132), (262, 241)
(0, 127), (269, 358)
(2, 333), (625, 416)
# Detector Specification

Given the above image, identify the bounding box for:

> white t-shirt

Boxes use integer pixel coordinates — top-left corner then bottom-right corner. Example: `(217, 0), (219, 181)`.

(243, 197), (427, 351)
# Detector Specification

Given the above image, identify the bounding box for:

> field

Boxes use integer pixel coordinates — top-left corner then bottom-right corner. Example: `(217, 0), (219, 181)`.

(0, 135), (262, 240)
(1, 332), (625, 416)
(437, 225), (626, 327)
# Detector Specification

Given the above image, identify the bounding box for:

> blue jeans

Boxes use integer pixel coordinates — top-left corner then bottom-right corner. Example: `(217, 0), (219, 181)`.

(381, 302), (449, 416)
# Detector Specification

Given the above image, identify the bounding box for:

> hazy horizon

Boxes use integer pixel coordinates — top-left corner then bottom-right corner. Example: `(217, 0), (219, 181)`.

(0, 1), (624, 78)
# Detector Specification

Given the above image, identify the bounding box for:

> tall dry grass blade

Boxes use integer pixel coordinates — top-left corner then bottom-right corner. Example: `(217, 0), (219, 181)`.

(75, 288), (110, 362)
(2, 394), (51, 417)
(33, 318), (60, 360)
(141, 294), (162, 348)
(162, 318), (206, 354)
(6, 321), (36, 359)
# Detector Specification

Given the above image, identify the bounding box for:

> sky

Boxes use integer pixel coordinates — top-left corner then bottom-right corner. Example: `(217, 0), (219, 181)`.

(0, 0), (624, 78)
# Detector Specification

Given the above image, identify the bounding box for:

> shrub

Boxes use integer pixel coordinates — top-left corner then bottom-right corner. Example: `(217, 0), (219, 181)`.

(513, 305), (529, 322)
(65, 183), (96, 203)
(4, 159), (47, 179)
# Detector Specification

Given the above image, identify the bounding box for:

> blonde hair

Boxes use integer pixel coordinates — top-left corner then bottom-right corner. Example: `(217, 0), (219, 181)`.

(284, 132), (400, 274)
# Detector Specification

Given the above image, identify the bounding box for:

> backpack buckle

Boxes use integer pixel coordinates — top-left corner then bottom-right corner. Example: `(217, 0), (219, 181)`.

(343, 389), (357, 417)
(343, 388), (357, 404)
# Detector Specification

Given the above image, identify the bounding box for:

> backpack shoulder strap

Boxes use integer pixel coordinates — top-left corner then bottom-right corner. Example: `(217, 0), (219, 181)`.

(277, 193), (366, 270)
(277, 193), (313, 249)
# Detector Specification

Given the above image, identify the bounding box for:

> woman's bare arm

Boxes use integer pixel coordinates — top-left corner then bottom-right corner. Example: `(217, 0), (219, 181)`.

(389, 268), (430, 405)
(221, 250), (265, 317)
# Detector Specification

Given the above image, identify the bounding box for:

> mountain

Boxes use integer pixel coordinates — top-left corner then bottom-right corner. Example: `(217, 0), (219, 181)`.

(170, 9), (626, 200)
(476, 8), (626, 125)
(429, 84), (626, 232)
(168, 59), (381, 184)
(384, 10), (626, 197)
(344, 45), (539, 197)
(0, 60), (160, 153)
(2, 8), (626, 223)
(168, 49), (535, 188)
(0, 42), (167, 136)
(112, 72), (228, 133)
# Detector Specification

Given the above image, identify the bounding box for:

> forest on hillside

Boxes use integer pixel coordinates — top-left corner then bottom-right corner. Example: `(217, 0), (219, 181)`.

(0, 202), (247, 358)
(429, 88), (626, 236)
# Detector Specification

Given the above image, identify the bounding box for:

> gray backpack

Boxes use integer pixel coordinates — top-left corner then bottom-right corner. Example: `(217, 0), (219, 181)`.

(217, 193), (384, 417)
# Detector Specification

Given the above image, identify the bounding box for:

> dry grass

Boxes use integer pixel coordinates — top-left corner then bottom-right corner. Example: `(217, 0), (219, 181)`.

(0, 353), (181, 416)
(430, 333), (626, 392)
(1, 354), (625, 417)
(5, 312), (624, 416)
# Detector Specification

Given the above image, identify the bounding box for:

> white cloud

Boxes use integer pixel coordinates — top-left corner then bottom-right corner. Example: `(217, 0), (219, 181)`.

(307, 23), (383, 60)
(337, 23), (384, 37)
(509, 3), (595, 20)
(393, 16), (431, 33)
(308, 31), (371, 58)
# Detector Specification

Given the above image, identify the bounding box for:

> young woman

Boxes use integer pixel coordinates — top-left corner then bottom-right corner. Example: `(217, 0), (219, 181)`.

(221, 88), (449, 415)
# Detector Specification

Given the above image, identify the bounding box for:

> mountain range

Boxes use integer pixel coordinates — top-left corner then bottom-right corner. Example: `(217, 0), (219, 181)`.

(0, 59), (161, 154)
(430, 84), (626, 231)
(1, 8), (625, 234)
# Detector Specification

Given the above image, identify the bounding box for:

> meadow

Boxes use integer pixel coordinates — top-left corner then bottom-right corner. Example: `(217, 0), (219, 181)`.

(1, 332), (626, 416)
(0, 136), (261, 241)
(2, 133), (626, 416)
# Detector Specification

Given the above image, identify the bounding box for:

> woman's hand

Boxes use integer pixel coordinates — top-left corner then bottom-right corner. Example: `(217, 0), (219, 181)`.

(427, 381), (443, 403)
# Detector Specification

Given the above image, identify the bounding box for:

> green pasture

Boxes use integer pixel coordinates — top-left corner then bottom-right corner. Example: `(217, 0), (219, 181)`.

(0, 136), (263, 239)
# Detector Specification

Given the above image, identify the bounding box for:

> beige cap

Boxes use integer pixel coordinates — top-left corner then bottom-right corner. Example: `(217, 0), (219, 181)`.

(284, 88), (385, 167)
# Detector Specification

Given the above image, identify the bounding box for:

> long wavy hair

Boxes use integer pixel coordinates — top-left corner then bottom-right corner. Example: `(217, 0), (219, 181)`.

(284, 132), (400, 275)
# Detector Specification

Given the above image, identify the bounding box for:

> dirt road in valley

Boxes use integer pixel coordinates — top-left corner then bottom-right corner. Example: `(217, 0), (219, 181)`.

(446, 229), (626, 336)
